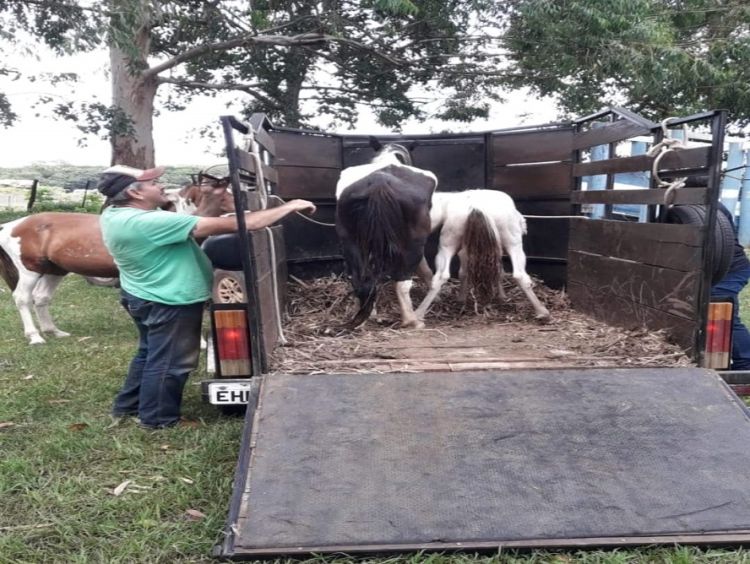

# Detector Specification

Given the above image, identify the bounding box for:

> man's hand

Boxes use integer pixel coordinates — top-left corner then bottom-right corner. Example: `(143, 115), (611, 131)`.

(286, 199), (316, 215)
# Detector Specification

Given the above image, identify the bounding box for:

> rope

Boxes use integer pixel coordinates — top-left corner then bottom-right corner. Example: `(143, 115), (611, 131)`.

(645, 117), (689, 207)
(268, 195), (337, 227)
(522, 214), (588, 219)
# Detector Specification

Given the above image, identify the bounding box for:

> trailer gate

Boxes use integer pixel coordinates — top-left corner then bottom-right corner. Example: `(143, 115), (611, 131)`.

(216, 367), (750, 558)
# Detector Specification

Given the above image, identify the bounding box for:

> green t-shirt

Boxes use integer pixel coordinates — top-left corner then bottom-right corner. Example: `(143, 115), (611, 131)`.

(100, 207), (213, 305)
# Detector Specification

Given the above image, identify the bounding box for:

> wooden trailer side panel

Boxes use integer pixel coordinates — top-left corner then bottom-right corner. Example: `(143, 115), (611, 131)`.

(489, 127), (575, 288)
(565, 111), (726, 357)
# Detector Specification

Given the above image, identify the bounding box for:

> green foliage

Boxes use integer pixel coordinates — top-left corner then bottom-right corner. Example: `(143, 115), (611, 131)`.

(504, 0), (750, 128)
(2, 0), (507, 139)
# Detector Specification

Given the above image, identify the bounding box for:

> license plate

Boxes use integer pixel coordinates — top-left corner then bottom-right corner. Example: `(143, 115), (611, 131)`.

(208, 381), (253, 405)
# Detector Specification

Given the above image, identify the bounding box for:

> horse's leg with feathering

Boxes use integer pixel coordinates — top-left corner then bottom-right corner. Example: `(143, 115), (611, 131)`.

(504, 236), (550, 320)
(33, 274), (70, 338)
(13, 270), (46, 344)
(415, 229), (461, 320)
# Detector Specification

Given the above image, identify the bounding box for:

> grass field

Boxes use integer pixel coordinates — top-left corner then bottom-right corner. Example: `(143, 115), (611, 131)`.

(2, 266), (750, 562)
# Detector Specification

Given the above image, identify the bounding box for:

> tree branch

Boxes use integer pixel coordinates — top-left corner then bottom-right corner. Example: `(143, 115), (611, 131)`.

(144, 32), (402, 79)
(156, 76), (283, 109)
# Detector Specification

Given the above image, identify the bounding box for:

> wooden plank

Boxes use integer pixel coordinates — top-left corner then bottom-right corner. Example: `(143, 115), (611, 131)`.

(250, 125), (276, 157)
(275, 166), (339, 200)
(568, 251), (699, 317)
(272, 131), (341, 168)
(569, 218), (703, 271)
(492, 129), (573, 165)
(234, 148), (279, 184)
(573, 146), (710, 177)
(491, 162), (572, 198)
(571, 187), (709, 206)
(568, 281), (697, 353)
(573, 120), (651, 150)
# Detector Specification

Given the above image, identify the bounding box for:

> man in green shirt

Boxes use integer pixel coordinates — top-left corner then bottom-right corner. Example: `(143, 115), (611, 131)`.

(98, 165), (315, 429)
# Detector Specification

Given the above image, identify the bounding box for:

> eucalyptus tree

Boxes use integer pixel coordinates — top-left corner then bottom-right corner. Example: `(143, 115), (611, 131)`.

(2, 0), (507, 167)
(503, 0), (750, 128)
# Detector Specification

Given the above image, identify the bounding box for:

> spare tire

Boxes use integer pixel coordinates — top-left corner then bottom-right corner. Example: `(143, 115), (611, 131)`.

(665, 204), (735, 284)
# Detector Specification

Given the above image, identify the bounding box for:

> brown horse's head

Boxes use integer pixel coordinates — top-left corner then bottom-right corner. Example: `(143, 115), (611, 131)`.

(180, 173), (234, 216)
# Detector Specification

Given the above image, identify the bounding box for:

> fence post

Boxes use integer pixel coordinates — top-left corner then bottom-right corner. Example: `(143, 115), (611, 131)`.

(721, 142), (743, 219)
(27, 179), (38, 212)
(738, 147), (750, 247)
(82, 180), (91, 208)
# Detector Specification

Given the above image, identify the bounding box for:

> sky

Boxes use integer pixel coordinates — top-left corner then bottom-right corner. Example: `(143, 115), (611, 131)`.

(0, 47), (561, 168)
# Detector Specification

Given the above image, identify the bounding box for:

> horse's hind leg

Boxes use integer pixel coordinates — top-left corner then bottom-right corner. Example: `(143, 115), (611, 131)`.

(505, 240), (550, 320)
(13, 271), (46, 344)
(33, 274), (70, 338)
(415, 232), (460, 320)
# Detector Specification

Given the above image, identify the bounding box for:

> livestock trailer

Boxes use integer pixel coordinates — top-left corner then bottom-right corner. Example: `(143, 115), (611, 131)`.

(199, 109), (750, 557)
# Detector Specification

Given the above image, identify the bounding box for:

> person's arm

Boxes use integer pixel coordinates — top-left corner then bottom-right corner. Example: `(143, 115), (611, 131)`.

(191, 199), (316, 239)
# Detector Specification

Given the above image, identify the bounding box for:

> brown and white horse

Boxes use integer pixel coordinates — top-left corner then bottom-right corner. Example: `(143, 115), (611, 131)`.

(0, 177), (233, 344)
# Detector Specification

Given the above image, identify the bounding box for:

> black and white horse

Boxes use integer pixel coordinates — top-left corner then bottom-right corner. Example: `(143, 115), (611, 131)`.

(336, 139), (437, 329)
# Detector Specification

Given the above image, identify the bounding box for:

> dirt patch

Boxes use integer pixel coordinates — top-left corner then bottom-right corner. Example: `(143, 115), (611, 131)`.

(270, 275), (692, 374)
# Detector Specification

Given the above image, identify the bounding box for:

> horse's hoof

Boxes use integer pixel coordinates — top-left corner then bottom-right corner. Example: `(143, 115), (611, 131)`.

(401, 319), (425, 330)
(53, 330), (71, 338)
(535, 311), (551, 323)
(28, 335), (46, 345)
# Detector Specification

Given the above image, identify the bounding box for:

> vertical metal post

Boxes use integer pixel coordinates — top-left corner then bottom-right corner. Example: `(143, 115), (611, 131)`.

(586, 123), (608, 219)
(695, 110), (727, 365)
(221, 115), (263, 377)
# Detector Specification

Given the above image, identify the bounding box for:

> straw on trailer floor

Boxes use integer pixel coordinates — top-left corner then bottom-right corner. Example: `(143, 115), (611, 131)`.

(271, 275), (692, 374)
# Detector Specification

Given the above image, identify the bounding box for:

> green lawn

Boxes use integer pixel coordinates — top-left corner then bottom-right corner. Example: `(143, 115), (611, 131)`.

(2, 276), (750, 562)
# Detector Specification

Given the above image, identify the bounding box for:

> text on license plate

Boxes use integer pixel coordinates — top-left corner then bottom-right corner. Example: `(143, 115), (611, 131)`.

(208, 382), (253, 404)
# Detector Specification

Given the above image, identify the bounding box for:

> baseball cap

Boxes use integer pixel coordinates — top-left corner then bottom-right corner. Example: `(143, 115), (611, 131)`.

(97, 165), (166, 198)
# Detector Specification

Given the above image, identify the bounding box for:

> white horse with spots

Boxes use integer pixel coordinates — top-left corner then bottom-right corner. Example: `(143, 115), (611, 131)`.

(415, 189), (550, 321)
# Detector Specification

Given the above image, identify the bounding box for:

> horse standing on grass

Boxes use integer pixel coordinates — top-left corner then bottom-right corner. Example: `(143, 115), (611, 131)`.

(0, 176), (233, 345)
(336, 138), (437, 329)
(414, 189), (550, 321)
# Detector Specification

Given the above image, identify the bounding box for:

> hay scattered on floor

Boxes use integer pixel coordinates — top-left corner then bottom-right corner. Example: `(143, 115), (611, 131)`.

(270, 274), (692, 374)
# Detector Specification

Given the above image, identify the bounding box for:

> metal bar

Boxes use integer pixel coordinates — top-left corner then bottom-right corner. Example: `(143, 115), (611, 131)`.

(696, 110), (728, 365)
(662, 110), (719, 127)
(220, 115), (263, 377)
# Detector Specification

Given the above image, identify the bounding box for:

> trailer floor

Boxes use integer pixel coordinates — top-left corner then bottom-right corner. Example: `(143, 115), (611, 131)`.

(272, 276), (692, 374)
(218, 368), (750, 558)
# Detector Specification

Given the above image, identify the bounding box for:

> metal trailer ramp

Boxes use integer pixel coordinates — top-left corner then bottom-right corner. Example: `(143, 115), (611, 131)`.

(217, 368), (750, 558)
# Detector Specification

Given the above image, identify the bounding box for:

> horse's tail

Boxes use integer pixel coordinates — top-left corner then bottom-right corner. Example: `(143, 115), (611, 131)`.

(360, 183), (408, 274)
(0, 224), (19, 291)
(345, 182), (408, 327)
(464, 208), (502, 303)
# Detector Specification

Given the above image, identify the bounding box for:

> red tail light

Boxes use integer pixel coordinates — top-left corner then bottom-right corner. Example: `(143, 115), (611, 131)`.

(705, 302), (733, 369)
(214, 309), (252, 376)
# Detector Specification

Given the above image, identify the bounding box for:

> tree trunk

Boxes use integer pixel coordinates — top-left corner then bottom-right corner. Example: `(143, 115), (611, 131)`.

(110, 48), (158, 168)
(108, 1), (157, 168)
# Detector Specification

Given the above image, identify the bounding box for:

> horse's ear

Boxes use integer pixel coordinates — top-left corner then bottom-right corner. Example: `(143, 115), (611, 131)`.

(190, 174), (197, 185)
(368, 136), (382, 152)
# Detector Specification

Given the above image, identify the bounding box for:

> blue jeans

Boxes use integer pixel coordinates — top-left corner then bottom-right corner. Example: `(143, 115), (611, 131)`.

(711, 264), (750, 370)
(114, 290), (204, 428)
